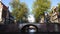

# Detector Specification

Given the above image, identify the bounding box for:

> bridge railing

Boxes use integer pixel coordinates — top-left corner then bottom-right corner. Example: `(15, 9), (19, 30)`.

(37, 23), (60, 32)
(19, 23), (60, 32)
(0, 22), (60, 32)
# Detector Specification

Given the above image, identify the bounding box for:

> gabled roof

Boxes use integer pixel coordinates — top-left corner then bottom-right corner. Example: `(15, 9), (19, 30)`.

(0, 1), (8, 11)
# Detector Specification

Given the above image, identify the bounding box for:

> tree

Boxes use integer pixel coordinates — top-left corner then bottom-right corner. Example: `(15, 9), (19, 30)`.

(9, 0), (29, 23)
(58, 3), (60, 12)
(32, 0), (51, 22)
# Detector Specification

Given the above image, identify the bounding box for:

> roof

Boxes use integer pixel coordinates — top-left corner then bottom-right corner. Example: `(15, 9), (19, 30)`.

(0, 1), (8, 11)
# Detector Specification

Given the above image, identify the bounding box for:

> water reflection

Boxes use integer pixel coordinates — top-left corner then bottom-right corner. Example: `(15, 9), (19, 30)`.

(28, 29), (36, 32)
(20, 32), (37, 34)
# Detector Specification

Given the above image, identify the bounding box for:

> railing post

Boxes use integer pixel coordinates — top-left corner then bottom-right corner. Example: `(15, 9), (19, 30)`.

(54, 23), (58, 32)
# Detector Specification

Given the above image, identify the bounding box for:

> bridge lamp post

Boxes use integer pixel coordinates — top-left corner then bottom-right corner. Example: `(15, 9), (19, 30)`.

(45, 12), (50, 32)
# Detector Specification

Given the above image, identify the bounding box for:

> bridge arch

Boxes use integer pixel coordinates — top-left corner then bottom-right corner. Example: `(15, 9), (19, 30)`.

(21, 24), (38, 32)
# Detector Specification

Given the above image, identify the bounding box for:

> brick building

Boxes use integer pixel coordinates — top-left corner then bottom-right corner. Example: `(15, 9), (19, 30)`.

(0, 1), (14, 24)
(50, 6), (59, 23)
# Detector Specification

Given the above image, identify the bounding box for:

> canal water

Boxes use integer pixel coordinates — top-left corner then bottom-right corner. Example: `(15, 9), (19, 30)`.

(20, 32), (40, 34)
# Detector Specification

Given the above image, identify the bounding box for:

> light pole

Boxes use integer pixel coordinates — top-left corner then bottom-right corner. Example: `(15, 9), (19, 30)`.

(45, 12), (50, 32)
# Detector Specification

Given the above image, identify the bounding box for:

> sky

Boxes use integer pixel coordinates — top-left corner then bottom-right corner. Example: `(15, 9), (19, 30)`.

(1, 0), (60, 12)
(28, 14), (35, 23)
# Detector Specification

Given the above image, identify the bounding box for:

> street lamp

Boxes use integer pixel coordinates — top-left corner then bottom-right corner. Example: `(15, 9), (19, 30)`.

(45, 12), (50, 32)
